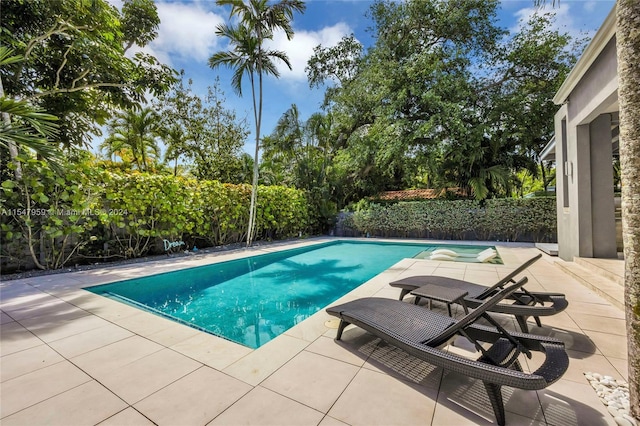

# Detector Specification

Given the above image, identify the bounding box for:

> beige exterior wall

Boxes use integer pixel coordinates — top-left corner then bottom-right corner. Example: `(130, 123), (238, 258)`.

(554, 33), (619, 260)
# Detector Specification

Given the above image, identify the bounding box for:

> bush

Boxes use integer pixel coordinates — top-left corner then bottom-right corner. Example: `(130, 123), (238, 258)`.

(347, 198), (556, 242)
(1, 159), (311, 271)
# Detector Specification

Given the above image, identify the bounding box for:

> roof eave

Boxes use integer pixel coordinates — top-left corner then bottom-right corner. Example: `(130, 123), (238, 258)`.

(553, 5), (617, 105)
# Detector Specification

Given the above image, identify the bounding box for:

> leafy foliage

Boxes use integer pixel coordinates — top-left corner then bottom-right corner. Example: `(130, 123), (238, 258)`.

(210, 0), (306, 246)
(347, 198), (557, 242)
(297, 0), (582, 204)
(153, 76), (250, 181)
(0, 0), (176, 148)
(1, 159), (310, 270)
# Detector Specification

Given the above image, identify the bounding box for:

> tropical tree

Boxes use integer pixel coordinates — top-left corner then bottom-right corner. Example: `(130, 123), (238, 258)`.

(101, 107), (161, 172)
(0, 48), (62, 173)
(154, 76), (249, 182)
(0, 0), (175, 177)
(209, 0), (305, 246)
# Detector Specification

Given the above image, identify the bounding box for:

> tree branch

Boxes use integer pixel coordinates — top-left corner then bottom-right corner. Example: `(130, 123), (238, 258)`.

(26, 82), (127, 100)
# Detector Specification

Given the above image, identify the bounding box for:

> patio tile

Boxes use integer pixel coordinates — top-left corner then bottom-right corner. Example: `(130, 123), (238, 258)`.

(583, 330), (627, 359)
(145, 322), (201, 347)
(328, 367), (438, 425)
(394, 265), (438, 277)
(170, 332), (253, 370)
(462, 271), (500, 284)
(47, 323), (134, 358)
(0, 322), (43, 356)
(526, 349), (624, 384)
(224, 334), (309, 386)
(304, 335), (373, 367)
(1, 380), (127, 426)
(93, 348), (202, 404)
(1, 294), (87, 322)
(113, 311), (178, 336)
(566, 301), (625, 319)
(363, 343), (443, 389)
(433, 266), (467, 276)
(0, 282), (42, 302)
(571, 313), (627, 336)
(71, 335), (164, 378)
(0, 361), (91, 418)
(372, 286), (403, 300)
(432, 391), (546, 426)
(528, 325), (600, 355)
(284, 310), (333, 342)
(207, 386), (324, 426)
(436, 370), (546, 423)
(0, 344), (64, 382)
(530, 311), (581, 331)
(319, 415), (349, 426)
(0, 310), (14, 324)
(80, 296), (145, 322)
(539, 378), (614, 426)
(135, 366), (251, 425)
(261, 350), (359, 413)
(607, 356), (629, 380)
(98, 408), (155, 425)
(17, 311), (110, 343)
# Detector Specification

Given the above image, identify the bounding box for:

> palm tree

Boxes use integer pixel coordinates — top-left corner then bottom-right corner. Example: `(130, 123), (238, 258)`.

(535, 0), (640, 416)
(615, 1), (640, 418)
(209, 0), (305, 246)
(163, 124), (187, 176)
(0, 47), (62, 177)
(102, 107), (161, 172)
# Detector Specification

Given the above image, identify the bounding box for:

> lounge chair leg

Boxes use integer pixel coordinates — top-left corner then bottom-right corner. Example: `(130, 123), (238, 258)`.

(484, 382), (506, 426)
(534, 316), (542, 327)
(515, 316), (530, 333)
(399, 289), (411, 300)
(336, 320), (349, 340)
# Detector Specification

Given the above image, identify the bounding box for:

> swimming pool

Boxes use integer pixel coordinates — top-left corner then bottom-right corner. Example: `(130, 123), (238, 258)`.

(86, 240), (497, 348)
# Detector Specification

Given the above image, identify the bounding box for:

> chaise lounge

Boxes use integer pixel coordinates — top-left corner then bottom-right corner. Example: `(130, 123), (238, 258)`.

(326, 278), (569, 426)
(389, 254), (568, 332)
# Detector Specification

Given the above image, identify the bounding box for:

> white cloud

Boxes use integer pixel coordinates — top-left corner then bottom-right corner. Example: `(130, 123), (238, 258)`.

(149, 2), (224, 65)
(584, 1), (597, 13)
(511, 3), (594, 43)
(266, 22), (354, 81)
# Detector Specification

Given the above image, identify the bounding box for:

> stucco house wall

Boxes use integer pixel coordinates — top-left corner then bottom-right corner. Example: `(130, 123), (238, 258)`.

(553, 7), (619, 261)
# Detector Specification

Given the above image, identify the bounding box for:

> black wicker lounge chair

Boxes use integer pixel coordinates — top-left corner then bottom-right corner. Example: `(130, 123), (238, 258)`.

(326, 278), (569, 426)
(389, 254), (568, 332)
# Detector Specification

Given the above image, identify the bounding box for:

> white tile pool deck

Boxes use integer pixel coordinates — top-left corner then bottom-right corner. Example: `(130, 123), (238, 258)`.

(0, 238), (628, 425)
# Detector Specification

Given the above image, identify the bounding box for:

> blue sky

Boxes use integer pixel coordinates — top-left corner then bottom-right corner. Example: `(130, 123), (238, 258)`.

(112, 0), (616, 157)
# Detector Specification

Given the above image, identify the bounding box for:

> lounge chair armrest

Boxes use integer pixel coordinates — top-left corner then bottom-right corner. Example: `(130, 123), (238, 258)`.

(464, 295), (568, 317)
(397, 337), (550, 390)
(532, 342), (569, 386)
(466, 323), (565, 352)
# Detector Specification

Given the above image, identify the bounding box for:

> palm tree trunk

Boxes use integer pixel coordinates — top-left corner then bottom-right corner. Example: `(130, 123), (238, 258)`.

(246, 71), (260, 247)
(617, 0), (640, 418)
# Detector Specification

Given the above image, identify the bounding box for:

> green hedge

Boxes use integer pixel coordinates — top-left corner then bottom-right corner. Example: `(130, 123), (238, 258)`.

(346, 198), (556, 242)
(1, 159), (310, 270)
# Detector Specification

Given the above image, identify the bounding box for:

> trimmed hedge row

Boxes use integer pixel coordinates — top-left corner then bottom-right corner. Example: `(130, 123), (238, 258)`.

(342, 198), (557, 242)
(1, 159), (310, 271)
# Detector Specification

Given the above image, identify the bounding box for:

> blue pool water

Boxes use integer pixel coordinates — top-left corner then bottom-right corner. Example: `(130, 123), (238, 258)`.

(87, 241), (496, 348)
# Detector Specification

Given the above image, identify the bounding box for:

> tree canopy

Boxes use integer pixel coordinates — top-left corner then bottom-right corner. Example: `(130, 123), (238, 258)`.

(0, 0), (175, 149)
(292, 0), (582, 203)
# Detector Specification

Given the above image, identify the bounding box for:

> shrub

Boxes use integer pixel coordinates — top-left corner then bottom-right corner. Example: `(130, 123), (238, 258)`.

(348, 198), (556, 242)
(1, 160), (311, 271)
